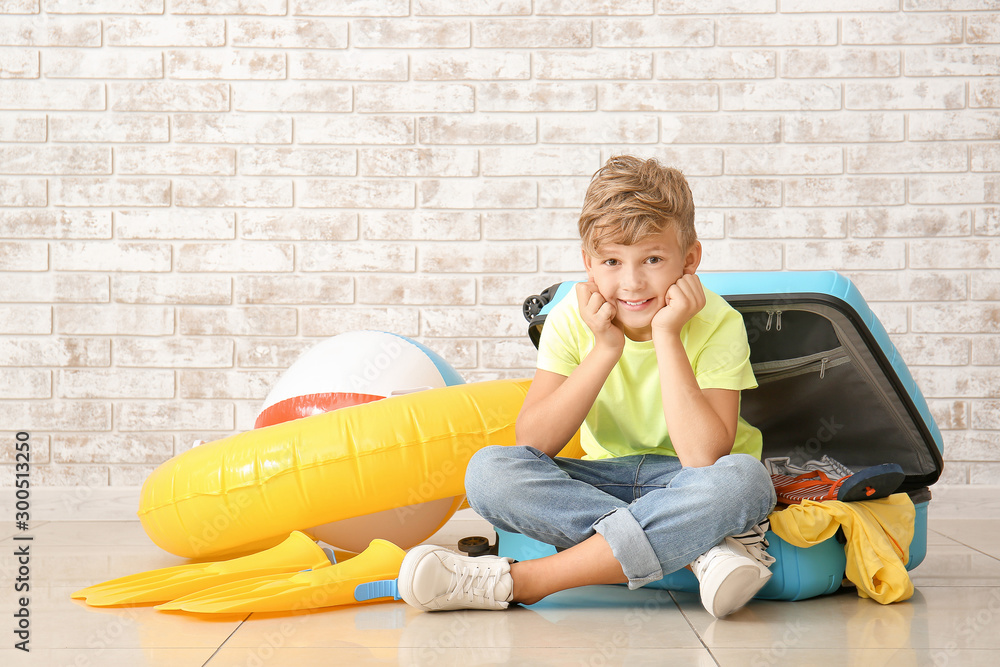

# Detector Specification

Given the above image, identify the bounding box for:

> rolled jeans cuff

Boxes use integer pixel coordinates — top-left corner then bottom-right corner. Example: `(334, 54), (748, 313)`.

(594, 507), (663, 590)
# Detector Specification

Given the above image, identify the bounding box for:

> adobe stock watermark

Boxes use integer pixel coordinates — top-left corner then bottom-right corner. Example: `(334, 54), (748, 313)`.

(63, 606), (143, 667)
(348, 334), (406, 393)
(185, 491), (256, 557)
(781, 415), (845, 464)
(578, 588), (676, 667)
(748, 619), (808, 667)
(393, 400), (515, 523)
(408, 612), (502, 664)
(12, 431), (32, 653)
(930, 588), (1000, 666)
(236, 619), (299, 667)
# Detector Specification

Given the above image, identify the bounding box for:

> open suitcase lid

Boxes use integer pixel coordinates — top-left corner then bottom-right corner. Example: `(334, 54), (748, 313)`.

(522, 271), (944, 492)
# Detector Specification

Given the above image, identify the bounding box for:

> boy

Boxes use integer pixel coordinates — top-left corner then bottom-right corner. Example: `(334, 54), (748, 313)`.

(398, 155), (776, 618)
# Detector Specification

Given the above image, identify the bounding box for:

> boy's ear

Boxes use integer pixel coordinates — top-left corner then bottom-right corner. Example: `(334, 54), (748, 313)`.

(683, 240), (702, 275)
(581, 247), (594, 280)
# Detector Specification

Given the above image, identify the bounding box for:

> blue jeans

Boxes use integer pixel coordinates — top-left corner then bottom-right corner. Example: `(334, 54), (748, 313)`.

(465, 446), (776, 590)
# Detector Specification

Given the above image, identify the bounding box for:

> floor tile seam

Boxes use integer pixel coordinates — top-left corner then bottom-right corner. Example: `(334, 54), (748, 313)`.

(0, 520), (50, 543)
(667, 591), (723, 667)
(912, 582), (1000, 587)
(201, 614), (251, 666)
(926, 528), (1000, 562)
(930, 535), (1000, 552)
(933, 536), (1000, 563)
(910, 584), (1000, 593)
(11, 542), (159, 547)
(927, 527), (964, 541)
(384, 643), (708, 649)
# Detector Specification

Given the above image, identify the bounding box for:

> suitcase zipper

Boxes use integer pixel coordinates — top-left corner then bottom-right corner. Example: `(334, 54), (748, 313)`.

(764, 309), (783, 332)
(753, 347), (850, 383)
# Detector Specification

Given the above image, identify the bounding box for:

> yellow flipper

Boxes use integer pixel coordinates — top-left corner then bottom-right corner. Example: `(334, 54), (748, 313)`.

(156, 539), (405, 613)
(72, 531), (331, 606)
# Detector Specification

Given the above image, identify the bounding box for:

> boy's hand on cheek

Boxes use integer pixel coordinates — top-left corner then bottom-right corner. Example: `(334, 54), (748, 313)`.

(577, 281), (625, 351)
(652, 274), (706, 336)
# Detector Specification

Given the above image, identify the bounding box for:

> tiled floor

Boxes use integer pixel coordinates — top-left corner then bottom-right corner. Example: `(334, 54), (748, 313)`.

(4, 486), (999, 666)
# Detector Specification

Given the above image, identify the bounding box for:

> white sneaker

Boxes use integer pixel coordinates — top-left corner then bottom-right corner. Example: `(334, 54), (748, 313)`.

(398, 545), (514, 612)
(690, 522), (775, 619)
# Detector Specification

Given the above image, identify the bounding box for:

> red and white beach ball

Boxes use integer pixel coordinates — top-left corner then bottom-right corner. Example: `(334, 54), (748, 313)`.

(256, 330), (466, 429)
(254, 331), (467, 553)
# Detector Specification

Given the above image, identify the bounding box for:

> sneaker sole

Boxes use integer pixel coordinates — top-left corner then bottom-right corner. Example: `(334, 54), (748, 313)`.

(397, 544), (445, 612)
(702, 561), (771, 619)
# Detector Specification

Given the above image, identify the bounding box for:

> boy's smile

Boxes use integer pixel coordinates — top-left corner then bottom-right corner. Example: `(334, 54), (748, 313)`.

(582, 228), (701, 342)
(619, 297), (652, 309)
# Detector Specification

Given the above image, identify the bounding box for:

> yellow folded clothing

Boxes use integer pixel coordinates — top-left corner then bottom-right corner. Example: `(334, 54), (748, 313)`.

(768, 493), (916, 604)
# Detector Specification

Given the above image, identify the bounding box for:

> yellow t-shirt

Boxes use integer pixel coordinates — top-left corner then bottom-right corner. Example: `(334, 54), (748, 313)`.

(536, 284), (763, 460)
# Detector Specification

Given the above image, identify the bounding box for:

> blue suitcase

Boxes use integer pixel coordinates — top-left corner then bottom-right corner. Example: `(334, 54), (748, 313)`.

(505, 270), (943, 601)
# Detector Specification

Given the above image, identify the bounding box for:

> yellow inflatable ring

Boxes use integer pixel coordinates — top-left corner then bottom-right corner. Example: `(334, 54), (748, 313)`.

(139, 379), (537, 559)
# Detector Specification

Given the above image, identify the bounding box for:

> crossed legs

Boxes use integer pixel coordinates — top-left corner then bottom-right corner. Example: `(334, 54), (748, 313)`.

(465, 446), (775, 600)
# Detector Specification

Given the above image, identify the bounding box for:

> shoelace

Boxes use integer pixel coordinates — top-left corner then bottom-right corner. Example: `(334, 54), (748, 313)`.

(447, 563), (504, 606)
(692, 546), (726, 573)
(692, 521), (777, 574)
(729, 521), (776, 566)
(812, 455), (854, 479)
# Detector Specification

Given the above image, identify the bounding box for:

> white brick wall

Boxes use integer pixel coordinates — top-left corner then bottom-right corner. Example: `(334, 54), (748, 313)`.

(1, 1), (998, 488)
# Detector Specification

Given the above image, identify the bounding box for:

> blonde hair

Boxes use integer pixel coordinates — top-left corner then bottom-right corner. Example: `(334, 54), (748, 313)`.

(578, 155), (696, 255)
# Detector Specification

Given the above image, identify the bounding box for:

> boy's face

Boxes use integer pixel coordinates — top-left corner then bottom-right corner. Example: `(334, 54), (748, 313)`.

(582, 227), (702, 342)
